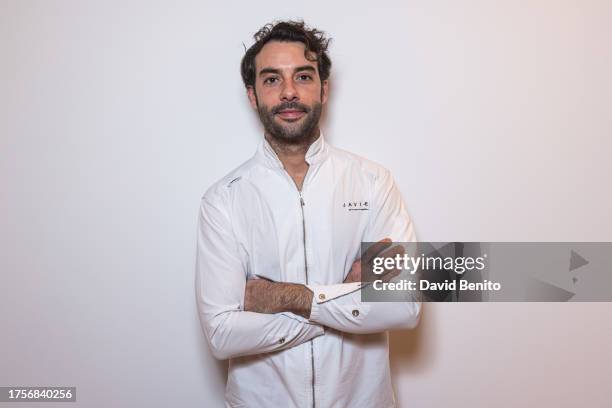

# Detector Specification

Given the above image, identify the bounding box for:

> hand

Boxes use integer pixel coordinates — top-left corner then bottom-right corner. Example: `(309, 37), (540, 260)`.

(343, 238), (404, 284)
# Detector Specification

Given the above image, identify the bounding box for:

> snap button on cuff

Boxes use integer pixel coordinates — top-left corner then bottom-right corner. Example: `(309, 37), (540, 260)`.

(352, 309), (360, 317)
(319, 293), (326, 300)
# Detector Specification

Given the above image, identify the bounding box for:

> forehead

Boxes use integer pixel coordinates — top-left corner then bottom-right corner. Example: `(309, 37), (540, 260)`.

(255, 41), (317, 74)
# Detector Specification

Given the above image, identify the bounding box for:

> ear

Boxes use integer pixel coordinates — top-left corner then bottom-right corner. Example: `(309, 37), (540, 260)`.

(247, 86), (258, 109)
(321, 80), (329, 105)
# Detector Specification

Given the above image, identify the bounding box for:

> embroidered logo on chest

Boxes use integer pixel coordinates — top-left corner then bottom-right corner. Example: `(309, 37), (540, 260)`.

(342, 201), (369, 211)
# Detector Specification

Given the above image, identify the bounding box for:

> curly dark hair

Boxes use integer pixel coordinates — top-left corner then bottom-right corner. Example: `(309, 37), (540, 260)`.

(240, 20), (332, 88)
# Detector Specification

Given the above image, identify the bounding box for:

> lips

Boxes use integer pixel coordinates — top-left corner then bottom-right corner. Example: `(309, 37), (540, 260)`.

(276, 109), (306, 120)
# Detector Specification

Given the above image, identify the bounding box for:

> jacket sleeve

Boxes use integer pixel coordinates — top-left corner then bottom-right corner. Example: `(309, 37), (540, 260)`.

(196, 195), (324, 360)
(306, 168), (421, 334)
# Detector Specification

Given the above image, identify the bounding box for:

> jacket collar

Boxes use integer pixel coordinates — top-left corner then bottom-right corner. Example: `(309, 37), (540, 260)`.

(257, 131), (329, 169)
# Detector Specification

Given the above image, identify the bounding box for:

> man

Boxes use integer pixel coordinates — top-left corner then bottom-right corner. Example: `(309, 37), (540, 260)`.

(196, 21), (421, 408)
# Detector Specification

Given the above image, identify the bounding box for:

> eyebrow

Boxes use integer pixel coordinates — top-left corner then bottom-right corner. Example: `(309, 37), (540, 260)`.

(258, 65), (317, 77)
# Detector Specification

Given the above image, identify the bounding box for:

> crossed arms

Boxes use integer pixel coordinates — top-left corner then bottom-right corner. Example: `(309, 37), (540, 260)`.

(195, 170), (421, 360)
(242, 238), (405, 319)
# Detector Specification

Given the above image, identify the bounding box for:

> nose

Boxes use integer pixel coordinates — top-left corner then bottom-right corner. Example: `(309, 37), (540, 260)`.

(280, 79), (298, 101)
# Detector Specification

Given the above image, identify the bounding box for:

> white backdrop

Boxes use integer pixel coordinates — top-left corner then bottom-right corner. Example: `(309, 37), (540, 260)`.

(1, 1), (611, 407)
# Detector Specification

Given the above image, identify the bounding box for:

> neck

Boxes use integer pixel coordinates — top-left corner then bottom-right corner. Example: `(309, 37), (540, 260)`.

(265, 128), (320, 167)
(265, 128), (320, 190)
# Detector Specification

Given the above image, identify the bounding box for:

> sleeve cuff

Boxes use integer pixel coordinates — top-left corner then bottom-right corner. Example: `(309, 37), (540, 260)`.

(307, 282), (364, 324)
(307, 282), (363, 304)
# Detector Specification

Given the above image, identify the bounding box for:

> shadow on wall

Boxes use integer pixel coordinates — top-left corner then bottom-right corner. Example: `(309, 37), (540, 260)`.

(389, 302), (433, 378)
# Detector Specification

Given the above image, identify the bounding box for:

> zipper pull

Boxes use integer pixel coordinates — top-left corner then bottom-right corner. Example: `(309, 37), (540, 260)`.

(299, 193), (305, 206)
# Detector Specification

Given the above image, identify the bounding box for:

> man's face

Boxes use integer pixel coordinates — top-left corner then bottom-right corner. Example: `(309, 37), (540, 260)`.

(247, 41), (329, 145)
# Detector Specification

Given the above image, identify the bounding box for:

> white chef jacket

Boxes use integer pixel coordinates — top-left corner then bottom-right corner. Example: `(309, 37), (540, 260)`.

(195, 134), (421, 408)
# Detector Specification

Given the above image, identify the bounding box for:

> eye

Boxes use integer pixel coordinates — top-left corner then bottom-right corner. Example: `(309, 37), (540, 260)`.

(297, 74), (313, 81)
(263, 77), (279, 85)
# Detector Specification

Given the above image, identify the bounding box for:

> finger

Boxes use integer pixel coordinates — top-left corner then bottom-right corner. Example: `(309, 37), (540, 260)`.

(381, 269), (401, 283)
(343, 271), (359, 284)
(363, 238), (393, 264)
(344, 261), (361, 284)
(378, 244), (405, 263)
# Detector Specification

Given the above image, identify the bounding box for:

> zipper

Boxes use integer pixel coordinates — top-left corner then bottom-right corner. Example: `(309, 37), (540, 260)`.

(299, 192), (308, 284)
(299, 191), (316, 408)
(276, 165), (316, 407)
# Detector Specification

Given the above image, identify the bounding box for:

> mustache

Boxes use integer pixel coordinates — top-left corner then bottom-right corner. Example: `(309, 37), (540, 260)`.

(272, 102), (310, 114)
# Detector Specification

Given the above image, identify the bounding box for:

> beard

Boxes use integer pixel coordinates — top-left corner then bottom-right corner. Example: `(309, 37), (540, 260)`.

(256, 97), (322, 146)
